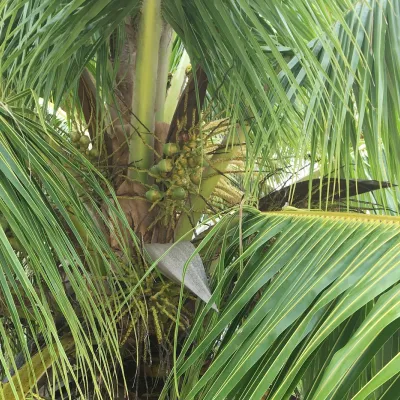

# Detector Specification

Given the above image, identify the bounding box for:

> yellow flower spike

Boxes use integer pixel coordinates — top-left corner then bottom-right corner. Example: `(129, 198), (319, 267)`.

(155, 301), (185, 330)
(152, 306), (163, 344)
(120, 316), (136, 347)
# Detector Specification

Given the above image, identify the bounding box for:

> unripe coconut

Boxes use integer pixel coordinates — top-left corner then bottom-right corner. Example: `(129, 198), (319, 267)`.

(146, 189), (163, 203)
(79, 135), (91, 150)
(170, 187), (187, 200)
(69, 131), (81, 143)
(88, 148), (99, 158)
(190, 172), (201, 185)
(157, 159), (173, 173)
(163, 143), (179, 157)
(149, 165), (160, 176)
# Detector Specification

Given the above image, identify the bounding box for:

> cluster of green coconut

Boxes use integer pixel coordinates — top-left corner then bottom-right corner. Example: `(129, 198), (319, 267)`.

(0, 215), (24, 253)
(69, 131), (99, 159)
(145, 135), (205, 204)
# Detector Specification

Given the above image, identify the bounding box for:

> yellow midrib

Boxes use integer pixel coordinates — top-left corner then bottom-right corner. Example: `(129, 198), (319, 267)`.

(263, 211), (400, 225)
(1, 335), (74, 400)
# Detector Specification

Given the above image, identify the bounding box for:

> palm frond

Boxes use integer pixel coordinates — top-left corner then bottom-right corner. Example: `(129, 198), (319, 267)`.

(0, 1), (399, 399)
(0, 96), (140, 398)
(160, 208), (400, 399)
(163, 0), (400, 211)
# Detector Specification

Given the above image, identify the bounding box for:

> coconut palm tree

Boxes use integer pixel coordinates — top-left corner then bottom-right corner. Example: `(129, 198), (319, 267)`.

(1, 0), (400, 399)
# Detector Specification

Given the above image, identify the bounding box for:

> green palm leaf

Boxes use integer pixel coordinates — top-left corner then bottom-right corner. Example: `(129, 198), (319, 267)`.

(0, 96), (139, 398)
(160, 209), (400, 399)
(0, 0), (399, 398)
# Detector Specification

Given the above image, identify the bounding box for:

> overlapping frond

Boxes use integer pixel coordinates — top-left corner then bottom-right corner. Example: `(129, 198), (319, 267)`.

(164, 0), (400, 211)
(161, 208), (400, 399)
(0, 1), (141, 100)
(0, 0), (399, 399)
(0, 96), (140, 398)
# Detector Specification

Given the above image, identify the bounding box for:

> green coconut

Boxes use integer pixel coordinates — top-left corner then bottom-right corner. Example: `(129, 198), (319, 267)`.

(163, 143), (179, 157)
(79, 135), (91, 150)
(69, 131), (81, 143)
(170, 187), (187, 200)
(146, 189), (163, 203)
(190, 172), (202, 185)
(149, 165), (160, 177)
(88, 148), (99, 158)
(157, 159), (173, 173)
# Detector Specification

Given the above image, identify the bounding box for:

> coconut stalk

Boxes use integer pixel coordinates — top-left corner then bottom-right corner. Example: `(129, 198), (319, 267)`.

(128, 0), (163, 184)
